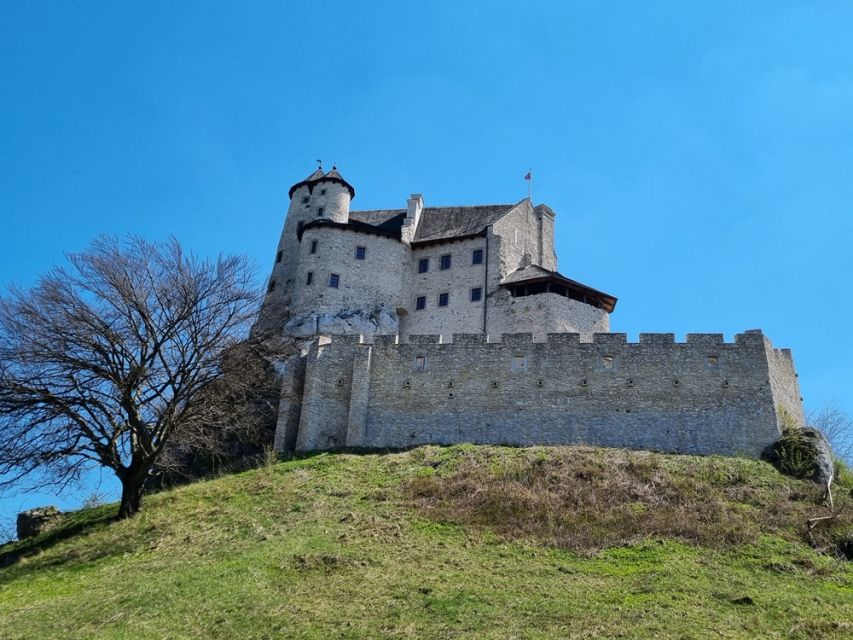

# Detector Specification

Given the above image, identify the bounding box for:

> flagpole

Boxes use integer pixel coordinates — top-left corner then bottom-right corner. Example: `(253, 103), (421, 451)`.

(528, 168), (532, 201)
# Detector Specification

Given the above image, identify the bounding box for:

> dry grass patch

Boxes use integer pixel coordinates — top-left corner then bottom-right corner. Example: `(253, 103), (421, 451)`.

(405, 446), (853, 553)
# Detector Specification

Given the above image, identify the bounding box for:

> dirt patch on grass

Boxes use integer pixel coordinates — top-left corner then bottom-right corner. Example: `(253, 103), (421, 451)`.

(404, 446), (853, 553)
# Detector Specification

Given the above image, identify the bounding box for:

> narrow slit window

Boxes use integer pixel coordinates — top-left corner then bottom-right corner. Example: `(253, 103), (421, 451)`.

(310, 240), (318, 254)
(275, 250), (283, 263)
(306, 272), (313, 285)
(329, 273), (339, 288)
(317, 207), (324, 217)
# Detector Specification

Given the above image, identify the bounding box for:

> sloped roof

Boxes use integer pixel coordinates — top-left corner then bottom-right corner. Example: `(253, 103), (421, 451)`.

(349, 209), (406, 228)
(500, 265), (618, 313)
(411, 204), (518, 244)
(288, 166), (356, 199)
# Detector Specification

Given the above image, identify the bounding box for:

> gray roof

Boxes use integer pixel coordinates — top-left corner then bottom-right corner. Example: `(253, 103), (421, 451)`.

(500, 265), (618, 313)
(412, 204), (517, 244)
(346, 200), (524, 245)
(500, 265), (554, 284)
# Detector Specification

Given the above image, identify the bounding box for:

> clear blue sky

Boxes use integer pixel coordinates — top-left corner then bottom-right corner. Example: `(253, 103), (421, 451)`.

(1, 2), (852, 533)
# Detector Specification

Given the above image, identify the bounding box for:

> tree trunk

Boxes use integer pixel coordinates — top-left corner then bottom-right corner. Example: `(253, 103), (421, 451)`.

(118, 474), (146, 519)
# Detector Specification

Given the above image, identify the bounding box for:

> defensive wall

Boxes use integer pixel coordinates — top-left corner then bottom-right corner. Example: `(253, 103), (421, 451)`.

(273, 330), (804, 458)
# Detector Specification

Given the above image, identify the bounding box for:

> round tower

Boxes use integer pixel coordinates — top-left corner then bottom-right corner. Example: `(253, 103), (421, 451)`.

(254, 166), (356, 334)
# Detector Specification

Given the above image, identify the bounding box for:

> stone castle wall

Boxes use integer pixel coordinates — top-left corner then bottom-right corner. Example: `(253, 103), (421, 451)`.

(278, 330), (803, 457)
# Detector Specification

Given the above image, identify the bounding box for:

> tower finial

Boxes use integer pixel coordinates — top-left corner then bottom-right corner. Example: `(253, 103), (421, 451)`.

(316, 158), (322, 169)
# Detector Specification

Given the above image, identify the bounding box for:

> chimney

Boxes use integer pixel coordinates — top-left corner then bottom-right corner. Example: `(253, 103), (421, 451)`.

(407, 193), (423, 223)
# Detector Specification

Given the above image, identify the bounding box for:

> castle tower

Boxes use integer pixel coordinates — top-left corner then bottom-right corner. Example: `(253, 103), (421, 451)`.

(254, 166), (356, 333)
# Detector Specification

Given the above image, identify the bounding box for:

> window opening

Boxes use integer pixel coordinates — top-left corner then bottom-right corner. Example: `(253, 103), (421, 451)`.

(418, 258), (429, 273)
(317, 207), (324, 217)
(415, 296), (426, 311)
(470, 287), (482, 302)
(440, 254), (451, 270)
(306, 272), (313, 285)
(329, 273), (339, 288)
(438, 292), (449, 307)
(275, 250), (283, 263)
(472, 249), (484, 265)
(310, 240), (318, 254)
(355, 246), (366, 260)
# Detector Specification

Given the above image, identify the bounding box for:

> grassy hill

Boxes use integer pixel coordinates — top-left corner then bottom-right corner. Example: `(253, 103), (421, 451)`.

(0, 445), (851, 639)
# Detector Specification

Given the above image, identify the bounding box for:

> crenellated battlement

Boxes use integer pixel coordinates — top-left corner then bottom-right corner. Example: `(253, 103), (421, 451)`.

(282, 328), (805, 457)
(325, 330), (772, 349)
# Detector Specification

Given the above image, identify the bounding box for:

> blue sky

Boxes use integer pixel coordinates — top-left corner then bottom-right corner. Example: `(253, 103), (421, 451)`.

(1, 2), (852, 532)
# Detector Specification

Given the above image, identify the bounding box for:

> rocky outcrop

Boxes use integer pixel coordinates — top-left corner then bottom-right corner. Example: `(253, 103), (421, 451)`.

(285, 306), (399, 338)
(16, 506), (62, 540)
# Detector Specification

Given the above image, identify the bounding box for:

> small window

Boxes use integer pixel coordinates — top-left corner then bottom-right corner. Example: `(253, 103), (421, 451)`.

(320, 188), (327, 195)
(413, 355), (427, 372)
(306, 272), (314, 285)
(440, 254), (452, 270)
(438, 292), (449, 307)
(317, 207), (324, 217)
(301, 196), (309, 204)
(355, 246), (366, 260)
(470, 287), (482, 302)
(276, 250), (283, 264)
(418, 258), (429, 273)
(267, 279), (276, 292)
(329, 273), (339, 288)
(602, 356), (614, 369)
(511, 355), (527, 373)
(415, 296), (426, 311)
(310, 240), (318, 254)
(472, 249), (484, 265)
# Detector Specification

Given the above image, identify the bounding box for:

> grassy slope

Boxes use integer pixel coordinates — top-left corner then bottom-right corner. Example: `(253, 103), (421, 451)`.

(0, 446), (850, 640)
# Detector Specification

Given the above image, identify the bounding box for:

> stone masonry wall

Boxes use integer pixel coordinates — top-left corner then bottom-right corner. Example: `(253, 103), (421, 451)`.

(487, 289), (610, 340)
(405, 238), (489, 337)
(282, 331), (804, 457)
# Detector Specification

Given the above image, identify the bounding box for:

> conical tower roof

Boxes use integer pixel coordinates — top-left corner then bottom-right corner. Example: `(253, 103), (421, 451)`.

(288, 165), (355, 199)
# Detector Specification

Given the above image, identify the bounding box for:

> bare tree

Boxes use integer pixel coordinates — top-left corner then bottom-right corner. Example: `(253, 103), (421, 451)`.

(809, 404), (853, 465)
(0, 236), (259, 518)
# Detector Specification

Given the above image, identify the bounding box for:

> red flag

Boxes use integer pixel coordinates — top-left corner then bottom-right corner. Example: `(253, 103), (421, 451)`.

(524, 171), (532, 181)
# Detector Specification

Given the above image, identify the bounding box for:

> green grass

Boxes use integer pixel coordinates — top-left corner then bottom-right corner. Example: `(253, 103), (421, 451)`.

(0, 445), (851, 639)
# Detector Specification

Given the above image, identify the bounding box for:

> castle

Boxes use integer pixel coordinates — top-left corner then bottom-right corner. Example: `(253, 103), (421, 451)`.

(257, 167), (805, 457)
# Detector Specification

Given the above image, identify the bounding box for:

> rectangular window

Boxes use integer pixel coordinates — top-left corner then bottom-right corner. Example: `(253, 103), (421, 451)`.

(470, 287), (482, 302)
(306, 272), (313, 285)
(310, 240), (318, 254)
(472, 249), (484, 265)
(415, 296), (426, 310)
(329, 273), (339, 288)
(438, 292), (449, 307)
(301, 196), (309, 204)
(418, 258), (429, 273)
(320, 188), (327, 195)
(440, 254), (452, 270)
(276, 250), (283, 264)
(317, 207), (324, 217)
(355, 246), (366, 260)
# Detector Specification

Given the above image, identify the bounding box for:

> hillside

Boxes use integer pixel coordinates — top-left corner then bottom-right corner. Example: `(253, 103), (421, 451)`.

(0, 445), (851, 639)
